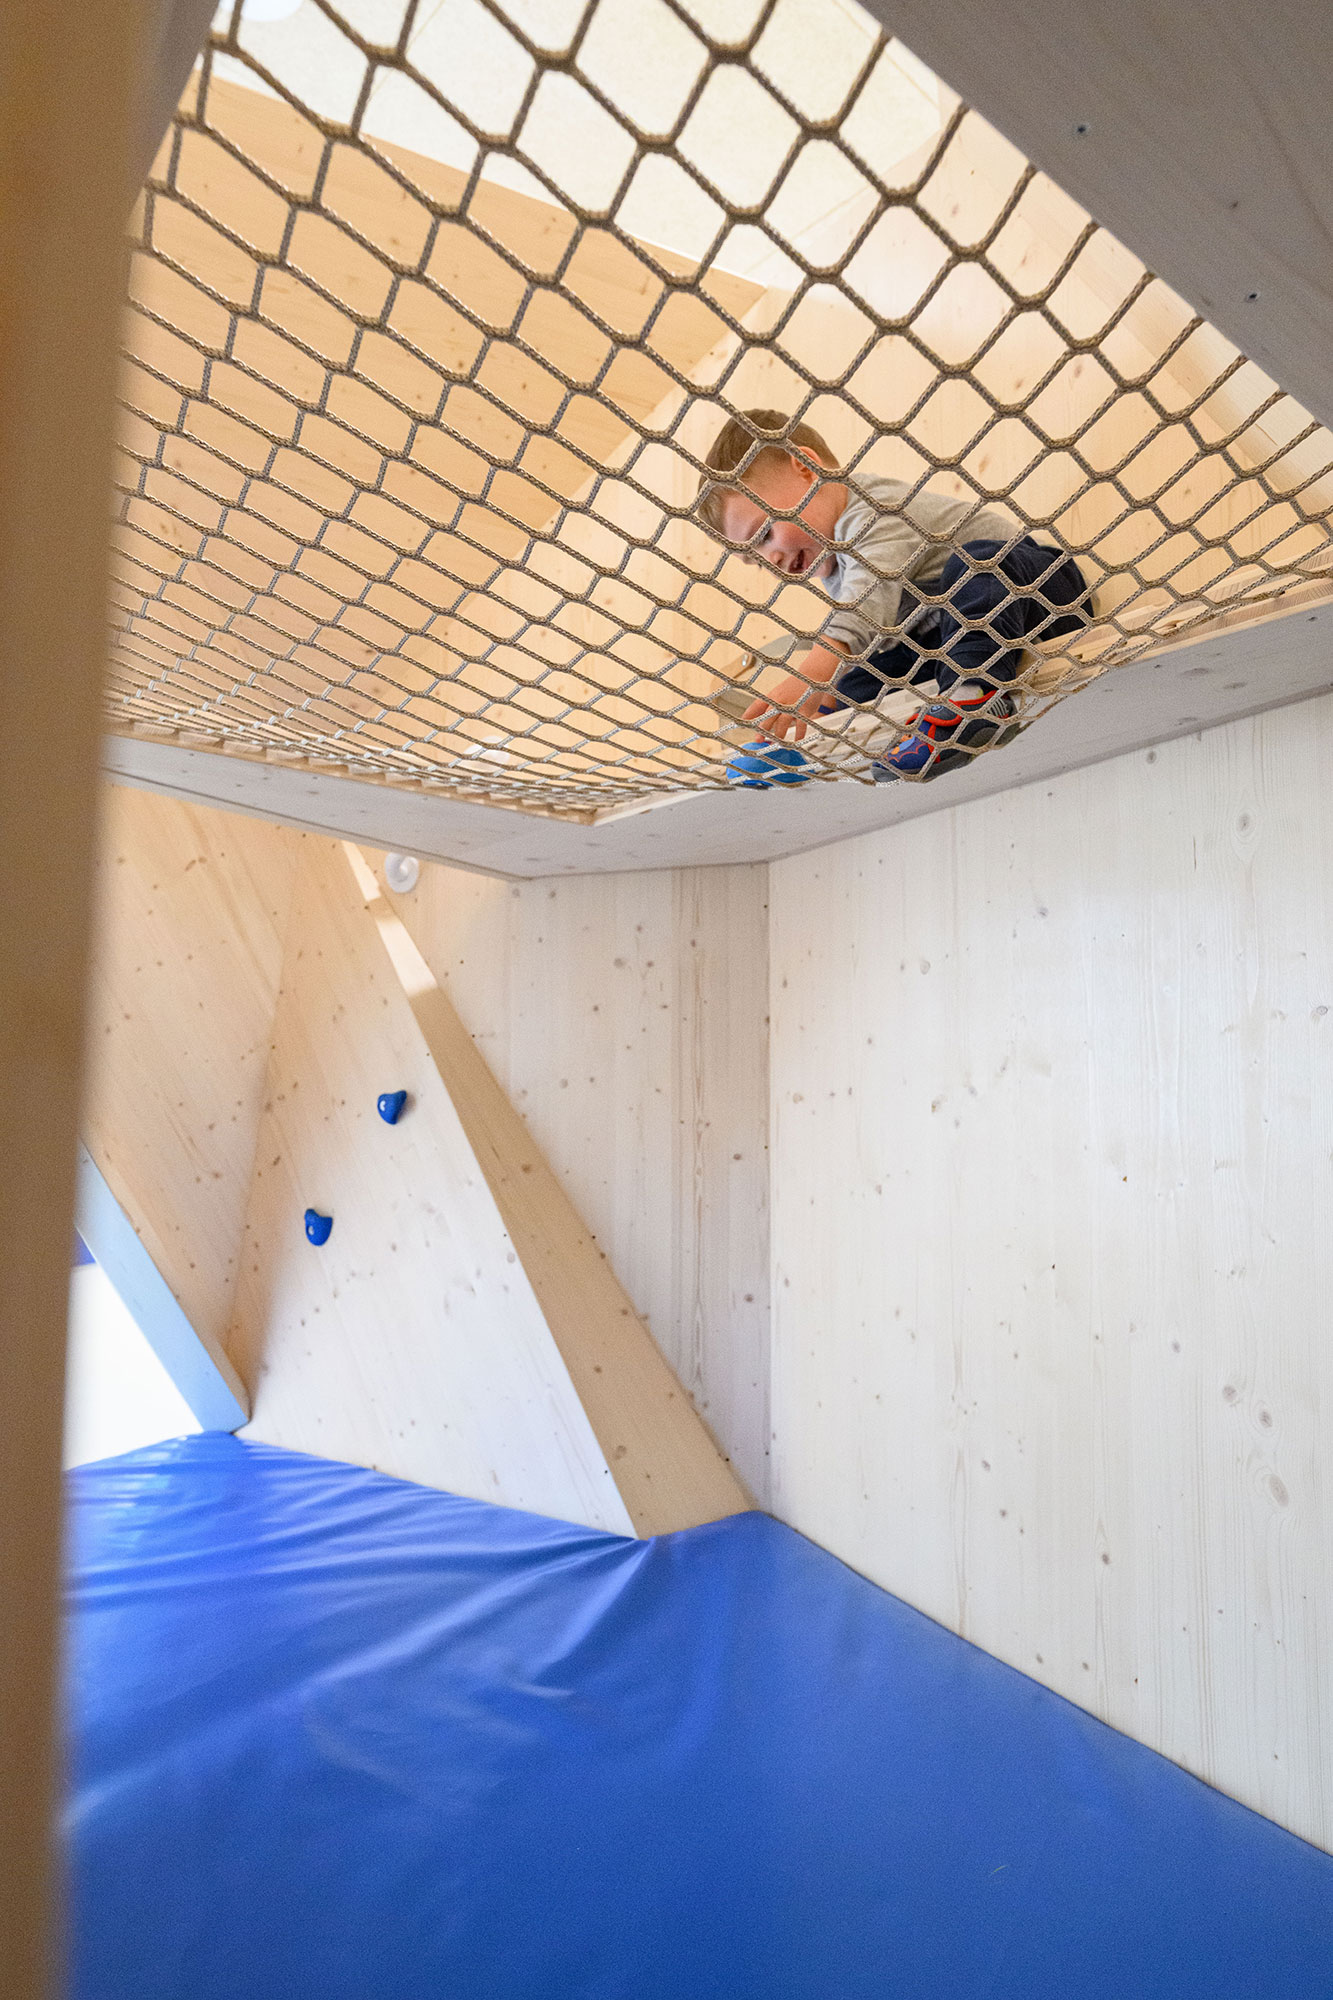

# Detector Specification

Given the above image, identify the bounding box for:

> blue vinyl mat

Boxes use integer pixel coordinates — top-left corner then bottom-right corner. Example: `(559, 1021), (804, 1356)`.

(64, 1434), (1333, 1998)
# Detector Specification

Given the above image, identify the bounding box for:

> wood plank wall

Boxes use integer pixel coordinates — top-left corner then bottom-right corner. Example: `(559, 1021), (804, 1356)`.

(381, 856), (773, 1505)
(767, 690), (1333, 1851)
(87, 784), (770, 1517)
(84, 786), (298, 1367)
(228, 835), (635, 1534)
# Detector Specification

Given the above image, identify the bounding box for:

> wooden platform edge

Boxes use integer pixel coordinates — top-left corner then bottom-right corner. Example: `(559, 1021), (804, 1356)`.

(341, 841), (753, 1537)
(98, 578), (1333, 879)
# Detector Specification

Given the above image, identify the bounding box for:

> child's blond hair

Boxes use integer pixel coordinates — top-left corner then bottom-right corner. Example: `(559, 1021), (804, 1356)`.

(696, 409), (837, 533)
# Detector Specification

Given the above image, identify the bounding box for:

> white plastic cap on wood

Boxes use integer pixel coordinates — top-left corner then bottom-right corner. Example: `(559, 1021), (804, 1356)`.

(383, 853), (420, 895)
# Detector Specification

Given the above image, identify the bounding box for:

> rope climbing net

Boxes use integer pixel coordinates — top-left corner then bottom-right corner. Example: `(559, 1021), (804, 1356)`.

(110, 0), (1333, 817)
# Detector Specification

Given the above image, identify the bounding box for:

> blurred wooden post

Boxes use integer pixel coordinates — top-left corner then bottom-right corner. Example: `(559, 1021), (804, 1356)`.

(0, 5), (139, 1994)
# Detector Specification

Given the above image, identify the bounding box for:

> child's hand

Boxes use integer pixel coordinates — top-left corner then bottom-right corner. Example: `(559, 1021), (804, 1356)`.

(742, 677), (837, 741)
(742, 643), (846, 741)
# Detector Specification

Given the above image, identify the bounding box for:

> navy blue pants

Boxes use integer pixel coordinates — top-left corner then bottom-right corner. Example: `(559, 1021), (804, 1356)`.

(835, 538), (1091, 706)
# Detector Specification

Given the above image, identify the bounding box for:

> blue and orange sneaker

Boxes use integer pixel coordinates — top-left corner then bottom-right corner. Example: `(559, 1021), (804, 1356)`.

(873, 683), (1018, 783)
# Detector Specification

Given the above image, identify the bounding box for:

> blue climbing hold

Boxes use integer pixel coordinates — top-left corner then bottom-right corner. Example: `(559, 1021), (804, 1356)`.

(377, 1089), (408, 1125)
(303, 1208), (333, 1247)
(726, 739), (812, 789)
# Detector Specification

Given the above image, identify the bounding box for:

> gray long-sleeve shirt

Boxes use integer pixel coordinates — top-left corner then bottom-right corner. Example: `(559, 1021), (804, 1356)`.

(822, 476), (1024, 659)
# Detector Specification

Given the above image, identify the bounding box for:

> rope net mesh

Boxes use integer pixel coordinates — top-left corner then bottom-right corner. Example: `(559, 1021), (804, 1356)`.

(111, 0), (1333, 818)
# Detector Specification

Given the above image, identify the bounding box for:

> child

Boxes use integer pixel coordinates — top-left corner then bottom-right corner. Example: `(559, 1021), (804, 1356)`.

(698, 409), (1091, 778)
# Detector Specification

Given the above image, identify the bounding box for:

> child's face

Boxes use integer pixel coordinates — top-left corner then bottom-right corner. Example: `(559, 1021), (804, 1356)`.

(717, 453), (845, 580)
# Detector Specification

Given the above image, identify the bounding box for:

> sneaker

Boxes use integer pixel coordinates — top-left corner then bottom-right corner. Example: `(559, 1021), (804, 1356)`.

(873, 684), (1018, 783)
(726, 738), (812, 789)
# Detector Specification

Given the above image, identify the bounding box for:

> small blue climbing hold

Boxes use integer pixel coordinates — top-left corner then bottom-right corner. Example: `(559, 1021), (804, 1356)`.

(726, 739), (812, 789)
(303, 1208), (333, 1247)
(377, 1089), (408, 1125)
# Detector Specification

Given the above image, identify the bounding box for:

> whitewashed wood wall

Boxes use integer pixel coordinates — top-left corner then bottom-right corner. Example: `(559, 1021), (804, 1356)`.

(228, 836), (636, 1535)
(83, 795), (770, 1523)
(768, 691), (1333, 1852)
(375, 858), (773, 1506)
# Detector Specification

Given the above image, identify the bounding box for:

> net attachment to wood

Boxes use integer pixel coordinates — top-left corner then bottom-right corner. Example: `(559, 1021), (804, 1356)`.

(112, 0), (1333, 819)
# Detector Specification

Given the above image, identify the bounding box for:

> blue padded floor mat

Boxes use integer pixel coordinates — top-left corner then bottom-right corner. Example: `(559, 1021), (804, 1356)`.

(64, 1434), (1333, 1999)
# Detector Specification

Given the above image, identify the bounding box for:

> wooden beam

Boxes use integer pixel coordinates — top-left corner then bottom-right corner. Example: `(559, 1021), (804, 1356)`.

(344, 842), (752, 1534)
(0, 6), (138, 1996)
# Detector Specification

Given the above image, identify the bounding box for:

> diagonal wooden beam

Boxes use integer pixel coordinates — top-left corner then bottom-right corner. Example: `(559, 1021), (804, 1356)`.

(342, 841), (752, 1535)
